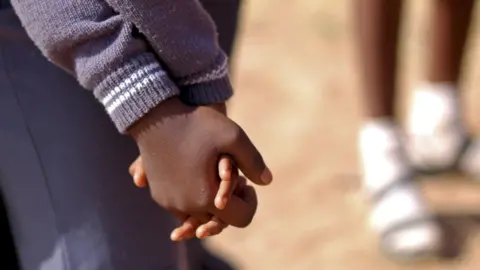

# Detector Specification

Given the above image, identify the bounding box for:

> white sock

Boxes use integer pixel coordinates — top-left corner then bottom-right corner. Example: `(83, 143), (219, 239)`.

(359, 118), (441, 255)
(407, 82), (466, 170)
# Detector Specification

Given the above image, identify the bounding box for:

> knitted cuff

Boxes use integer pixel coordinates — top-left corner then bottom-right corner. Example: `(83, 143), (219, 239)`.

(178, 52), (233, 105)
(93, 53), (180, 133)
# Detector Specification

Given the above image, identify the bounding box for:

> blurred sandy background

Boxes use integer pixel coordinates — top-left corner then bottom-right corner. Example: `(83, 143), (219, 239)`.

(205, 0), (480, 269)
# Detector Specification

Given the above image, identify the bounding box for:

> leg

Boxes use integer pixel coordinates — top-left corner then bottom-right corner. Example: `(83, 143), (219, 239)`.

(427, 0), (474, 83)
(407, 0), (476, 173)
(354, 0), (441, 259)
(0, 9), (224, 270)
(354, 0), (401, 118)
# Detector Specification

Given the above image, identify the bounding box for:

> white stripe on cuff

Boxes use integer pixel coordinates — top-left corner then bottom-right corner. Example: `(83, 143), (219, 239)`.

(106, 71), (165, 114)
(102, 63), (161, 105)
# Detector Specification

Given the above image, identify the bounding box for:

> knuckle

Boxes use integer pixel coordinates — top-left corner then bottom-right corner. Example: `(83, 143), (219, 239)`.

(176, 198), (199, 213)
(196, 194), (212, 209)
(223, 124), (244, 145)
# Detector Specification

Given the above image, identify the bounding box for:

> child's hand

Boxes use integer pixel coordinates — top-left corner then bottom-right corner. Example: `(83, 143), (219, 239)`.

(171, 171), (250, 241)
(128, 154), (254, 240)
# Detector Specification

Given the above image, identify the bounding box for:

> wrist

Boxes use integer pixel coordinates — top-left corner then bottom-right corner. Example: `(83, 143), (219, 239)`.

(127, 96), (194, 141)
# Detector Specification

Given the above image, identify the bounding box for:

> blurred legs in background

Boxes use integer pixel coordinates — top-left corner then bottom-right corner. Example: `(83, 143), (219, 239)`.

(355, 0), (466, 259)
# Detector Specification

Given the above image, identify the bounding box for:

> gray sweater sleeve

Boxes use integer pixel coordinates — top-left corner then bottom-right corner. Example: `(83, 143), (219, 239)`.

(103, 0), (233, 105)
(10, 0), (232, 133)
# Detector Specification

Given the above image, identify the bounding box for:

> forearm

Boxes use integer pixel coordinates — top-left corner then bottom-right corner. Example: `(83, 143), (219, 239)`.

(104, 0), (233, 105)
(11, 0), (180, 132)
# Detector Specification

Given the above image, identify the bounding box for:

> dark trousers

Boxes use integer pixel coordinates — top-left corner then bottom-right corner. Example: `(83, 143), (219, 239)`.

(0, 0), (241, 269)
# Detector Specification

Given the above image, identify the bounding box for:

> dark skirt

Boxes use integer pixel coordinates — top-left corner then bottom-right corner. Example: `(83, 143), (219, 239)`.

(0, 0), (241, 269)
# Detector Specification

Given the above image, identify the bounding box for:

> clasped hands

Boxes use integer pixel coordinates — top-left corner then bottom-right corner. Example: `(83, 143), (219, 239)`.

(128, 98), (272, 241)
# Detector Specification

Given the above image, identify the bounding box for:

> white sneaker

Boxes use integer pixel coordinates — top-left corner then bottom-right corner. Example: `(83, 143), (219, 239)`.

(406, 82), (480, 179)
(360, 118), (443, 259)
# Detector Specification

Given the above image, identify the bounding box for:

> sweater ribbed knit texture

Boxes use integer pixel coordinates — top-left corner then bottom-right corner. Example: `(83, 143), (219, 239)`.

(10, 0), (233, 132)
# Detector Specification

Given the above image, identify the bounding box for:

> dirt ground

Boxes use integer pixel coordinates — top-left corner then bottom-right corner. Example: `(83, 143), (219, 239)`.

(205, 1), (480, 269)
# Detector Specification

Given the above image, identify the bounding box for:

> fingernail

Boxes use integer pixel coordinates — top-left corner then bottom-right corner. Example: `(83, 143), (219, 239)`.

(215, 197), (225, 209)
(170, 231), (179, 241)
(261, 168), (273, 184)
(196, 229), (205, 238)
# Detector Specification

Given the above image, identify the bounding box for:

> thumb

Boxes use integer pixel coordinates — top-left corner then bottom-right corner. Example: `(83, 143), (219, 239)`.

(221, 125), (272, 186)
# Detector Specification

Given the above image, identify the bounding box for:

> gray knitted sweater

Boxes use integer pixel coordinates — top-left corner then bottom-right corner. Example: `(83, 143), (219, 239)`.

(10, 0), (232, 132)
